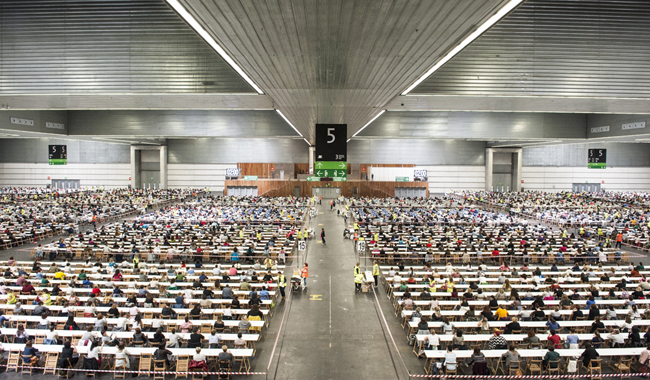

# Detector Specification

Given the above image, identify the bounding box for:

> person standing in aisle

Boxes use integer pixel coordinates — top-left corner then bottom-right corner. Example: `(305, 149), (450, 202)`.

(301, 263), (309, 290)
(319, 195), (322, 205)
(321, 228), (326, 245)
(355, 272), (364, 293)
(372, 261), (380, 287)
(354, 262), (361, 289)
(277, 271), (287, 300)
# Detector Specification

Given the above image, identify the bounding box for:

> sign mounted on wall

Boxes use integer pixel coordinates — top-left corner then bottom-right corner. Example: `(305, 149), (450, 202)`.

(225, 168), (240, 177)
(48, 145), (67, 165)
(315, 124), (347, 162)
(588, 149), (606, 169)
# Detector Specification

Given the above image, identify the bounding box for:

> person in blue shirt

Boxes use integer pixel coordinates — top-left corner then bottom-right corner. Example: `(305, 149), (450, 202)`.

(585, 296), (596, 310)
(199, 274), (208, 282)
(566, 328), (580, 348)
(22, 341), (40, 365)
(231, 250), (240, 262)
(173, 295), (185, 309)
(546, 317), (561, 331)
(259, 286), (270, 301)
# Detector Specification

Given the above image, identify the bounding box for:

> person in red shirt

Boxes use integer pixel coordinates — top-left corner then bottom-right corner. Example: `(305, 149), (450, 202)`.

(301, 263), (309, 289)
(547, 329), (562, 349)
(616, 233), (623, 249)
(21, 281), (35, 295)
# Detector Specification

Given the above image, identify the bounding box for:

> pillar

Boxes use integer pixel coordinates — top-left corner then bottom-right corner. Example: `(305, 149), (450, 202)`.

(485, 148), (494, 191)
(160, 145), (168, 189)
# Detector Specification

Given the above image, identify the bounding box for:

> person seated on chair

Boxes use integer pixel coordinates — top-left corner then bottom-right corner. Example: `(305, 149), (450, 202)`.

(217, 345), (234, 370)
(132, 327), (149, 346)
(59, 340), (79, 368)
(501, 345), (521, 369)
(22, 341), (40, 365)
(154, 342), (172, 368)
(504, 317), (521, 334)
(542, 346), (560, 370)
(443, 346), (457, 373)
(580, 342), (600, 368)
(15, 324), (29, 343)
(188, 327), (204, 349)
(487, 329), (507, 349)
(607, 329), (626, 347)
(115, 342), (130, 370)
(151, 328), (165, 345)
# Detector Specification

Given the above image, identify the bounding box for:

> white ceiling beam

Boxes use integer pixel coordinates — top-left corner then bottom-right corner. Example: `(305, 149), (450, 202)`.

(0, 94), (274, 110)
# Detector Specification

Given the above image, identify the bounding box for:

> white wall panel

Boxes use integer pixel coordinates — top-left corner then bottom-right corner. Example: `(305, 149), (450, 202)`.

(521, 167), (650, 192)
(0, 163), (130, 188)
(167, 163), (231, 191)
(420, 166), (486, 194)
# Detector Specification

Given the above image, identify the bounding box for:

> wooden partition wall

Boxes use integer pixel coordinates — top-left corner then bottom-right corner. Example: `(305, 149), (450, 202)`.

(237, 163), (275, 178)
(224, 180), (428, 198)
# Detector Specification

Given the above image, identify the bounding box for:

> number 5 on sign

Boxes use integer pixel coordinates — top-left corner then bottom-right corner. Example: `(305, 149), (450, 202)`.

(327, 128), (336, 143)
(298, 241), (306, 251)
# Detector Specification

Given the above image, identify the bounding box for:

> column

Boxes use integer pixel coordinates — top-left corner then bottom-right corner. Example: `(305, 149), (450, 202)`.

(130, 146), (139, 189)
(159, 146), (168, 189)
(308, 146), (315, 174)
(485, 148), (494, 191)
(512, 149), (523, 192)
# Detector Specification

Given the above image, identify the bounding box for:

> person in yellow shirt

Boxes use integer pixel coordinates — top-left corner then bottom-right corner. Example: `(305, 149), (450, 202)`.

(495, 306), (508, 320)
(54, 270), (65, 280)
(7, 291), (17, 305)
(42, 291), (52, 306)
(372, 261), (380, 287)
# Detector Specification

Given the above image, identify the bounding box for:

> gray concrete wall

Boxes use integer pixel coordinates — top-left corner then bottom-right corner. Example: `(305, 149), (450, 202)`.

(347, 139), (486, 165)
(359, 111), (586, 140)
(0, 111), (68, 135)
(167, 138), (309, 164)
(587, 114), (650, 139)
(68, 110), (297, 138)
(0, 138), (130, 164)
(522, 143), (650, 167)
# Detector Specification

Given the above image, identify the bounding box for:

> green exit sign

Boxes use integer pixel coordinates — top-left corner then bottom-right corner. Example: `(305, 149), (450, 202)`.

(395, 177), (409, 182)
(244, 175), (258, 181)
(306, 177), (321, 181)
(588, 162), (606, 169)
(315, 161), (347, 170)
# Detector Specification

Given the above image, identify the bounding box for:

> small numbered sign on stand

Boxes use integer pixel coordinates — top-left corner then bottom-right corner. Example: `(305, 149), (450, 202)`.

(298, 241), (306, 251)
(358, 240), (366, 252)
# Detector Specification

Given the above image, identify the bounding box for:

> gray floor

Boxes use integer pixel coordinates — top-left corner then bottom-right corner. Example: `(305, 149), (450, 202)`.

(256, 203), (420, 380)
(2, 204), (649, 379)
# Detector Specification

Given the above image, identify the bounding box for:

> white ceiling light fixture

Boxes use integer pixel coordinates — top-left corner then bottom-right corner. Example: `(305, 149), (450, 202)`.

(401, 0), (523, 95)
(165, 0), (264, 95)
(350, 110), (386, 140)
(275, 109), (303, 137)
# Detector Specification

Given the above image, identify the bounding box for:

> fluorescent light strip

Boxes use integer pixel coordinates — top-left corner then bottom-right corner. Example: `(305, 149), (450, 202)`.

(401, 0), (523, 95)
(165, 0), (264, 95)
(275, 109), (303, 137)
(303, 138), (311, 146)
(351, 110), (386, 139)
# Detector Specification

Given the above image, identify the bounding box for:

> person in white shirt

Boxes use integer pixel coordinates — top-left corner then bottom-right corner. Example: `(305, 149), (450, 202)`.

(212, 265), (221, 276)
(608, 329), (626, 346)
(167, 328), (181, 348)
(44, 326), (58, 345)
(193, 347), (206, 363)
(424, 330), (440, 350)
(208, 330), (221, 348)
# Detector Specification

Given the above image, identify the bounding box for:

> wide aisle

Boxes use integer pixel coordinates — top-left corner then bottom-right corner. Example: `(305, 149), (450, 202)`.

(269, 203), (407, 380)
